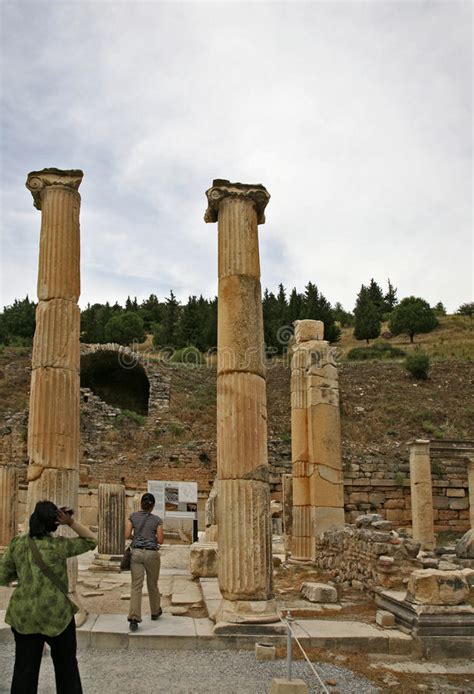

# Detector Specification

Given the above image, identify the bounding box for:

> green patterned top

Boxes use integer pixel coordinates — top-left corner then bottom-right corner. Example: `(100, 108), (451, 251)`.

(0, 533), (97, 637)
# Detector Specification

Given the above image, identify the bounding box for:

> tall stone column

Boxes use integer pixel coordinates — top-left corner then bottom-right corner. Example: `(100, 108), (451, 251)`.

(25, 169), (84, 617)
(205, 179), (277, 624)
(0, 465), (19, 552)
(409, 439), (435, 550)
(290, 320), (344, 561)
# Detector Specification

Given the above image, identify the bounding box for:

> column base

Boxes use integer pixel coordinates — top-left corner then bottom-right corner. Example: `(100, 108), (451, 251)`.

(287, 557), (314, 566)
(90, 553), (123, 572)
(214, 598), (280, 624)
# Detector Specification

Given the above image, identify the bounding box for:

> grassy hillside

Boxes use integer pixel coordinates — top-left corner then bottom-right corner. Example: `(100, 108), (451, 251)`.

(0, 315), (472, 461)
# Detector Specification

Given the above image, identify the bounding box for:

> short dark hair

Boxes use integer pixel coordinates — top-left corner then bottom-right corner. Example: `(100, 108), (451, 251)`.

(141, 493), (155, 511)
(29, 500), (59, 538)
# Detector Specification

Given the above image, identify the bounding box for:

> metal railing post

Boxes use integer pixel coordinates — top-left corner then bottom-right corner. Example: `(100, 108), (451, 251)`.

(286, 610), (293, 681)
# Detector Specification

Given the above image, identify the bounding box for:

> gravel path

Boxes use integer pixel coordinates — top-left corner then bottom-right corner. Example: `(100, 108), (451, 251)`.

(0, 644), (379, 693)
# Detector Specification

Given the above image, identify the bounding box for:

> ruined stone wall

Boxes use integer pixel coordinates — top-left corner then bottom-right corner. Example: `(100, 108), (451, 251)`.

(314, 515), (421, 591)
(343, 453), (470, 533)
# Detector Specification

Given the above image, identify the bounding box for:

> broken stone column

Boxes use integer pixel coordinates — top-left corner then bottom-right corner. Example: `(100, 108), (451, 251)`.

(205, 179), (277, 624)
(93, 483), (125, 571)
(409, 439), (435, 551)
(0, 465), (19, 552)
(290, 320), (344, 561)
(306, 329), (345, 538)
(468, 458), (474, 529)
(24, 168), (85, 619)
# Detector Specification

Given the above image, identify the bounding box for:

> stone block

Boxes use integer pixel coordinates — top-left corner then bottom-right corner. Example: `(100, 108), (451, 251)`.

(350, 492), (369, 504)
(301, 582), (337, 604)
(446, 488), (466, 497)
(294, 320), (324, 343)
(255, 641), (276, 660)
(456, 529), (474, 559)
(269, 678), (309, 693)
(386, 509), (403, 523)
(32, 299), (80, 370)
(189, 542), (218, 578)
(406, 569), (470, 606)
(384, 499), (405, 510)
(376, 610), (395, 628)
(449, 498), (469, 510)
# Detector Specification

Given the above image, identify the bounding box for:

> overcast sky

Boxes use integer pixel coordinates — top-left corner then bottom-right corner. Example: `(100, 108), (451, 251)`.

(0, 0), (472, 313)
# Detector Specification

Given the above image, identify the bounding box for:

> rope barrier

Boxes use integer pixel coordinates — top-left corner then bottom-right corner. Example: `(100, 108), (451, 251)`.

(278, 610), (331, 694)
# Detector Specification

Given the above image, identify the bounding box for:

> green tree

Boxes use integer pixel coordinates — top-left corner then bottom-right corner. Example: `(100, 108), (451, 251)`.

(353, 285), (381, 343)
(104, 311), (145, 345)
(262, 289), (279, 354)
(333, 302), (354, 327)
(139, 294), (163, 331)
(457, 302), (474, 318)
(303, 282), (340, 342)
(0, 296), (36, 340)
(176, 295), (209, 351)
(367, 278), (385, 319)
(81, 302), (119, 343)
(434, 301), (447, 316)
(389, 296), (438, 343)
(384, 278), (398, 313)
(152, 290), (180, 348)
(287, 288), (304, 324)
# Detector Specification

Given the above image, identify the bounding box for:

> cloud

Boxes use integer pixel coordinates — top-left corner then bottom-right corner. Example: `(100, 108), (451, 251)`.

(1, 0), (471, 312)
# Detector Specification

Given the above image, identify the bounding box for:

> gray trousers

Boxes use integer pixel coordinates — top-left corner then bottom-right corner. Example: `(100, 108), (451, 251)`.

(128, 548), (161, 622)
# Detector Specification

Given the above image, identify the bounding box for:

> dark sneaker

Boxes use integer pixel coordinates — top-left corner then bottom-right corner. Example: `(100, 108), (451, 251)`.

(129, 619), (139, 632)
(151, 609), (163, 620)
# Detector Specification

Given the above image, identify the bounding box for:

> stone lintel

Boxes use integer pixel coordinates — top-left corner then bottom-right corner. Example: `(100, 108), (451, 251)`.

(26, 168), (84, 210)
(204, 179), (270, 224)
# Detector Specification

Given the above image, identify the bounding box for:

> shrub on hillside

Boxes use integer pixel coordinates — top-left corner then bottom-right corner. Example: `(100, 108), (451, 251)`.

(347, 342), (405, 361)
(170, 346), (205, 365)
(405, 352), (430, 380)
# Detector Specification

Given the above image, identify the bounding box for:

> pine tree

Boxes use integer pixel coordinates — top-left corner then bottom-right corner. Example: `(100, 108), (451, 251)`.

(153, 291), (180, 348)
(287, 288), (304, 324)
(367, 279), (385, 319)
(354, 285), (381, 343)
(303, 282), (340, 342)
(384, 279), (398, 313)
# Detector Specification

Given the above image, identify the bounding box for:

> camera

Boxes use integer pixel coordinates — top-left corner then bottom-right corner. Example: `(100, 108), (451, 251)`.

(58, 506), (74, 516)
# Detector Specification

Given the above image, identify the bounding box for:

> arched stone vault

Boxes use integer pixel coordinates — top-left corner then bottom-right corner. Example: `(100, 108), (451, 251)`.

(80, 344), (170, 417)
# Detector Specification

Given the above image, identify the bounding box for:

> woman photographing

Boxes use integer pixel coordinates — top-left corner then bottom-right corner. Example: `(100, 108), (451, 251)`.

(0, 499), (97, 694)
(125, 492), (164, 631)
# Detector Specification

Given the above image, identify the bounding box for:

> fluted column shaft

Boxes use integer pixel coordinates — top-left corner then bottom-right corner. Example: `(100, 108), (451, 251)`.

(24, 169), (85, 619)
(205, 180), (276, 623)
(409, 439), (435, 550)
(98, 483), (125, 555)
(0, 466), (19, 547)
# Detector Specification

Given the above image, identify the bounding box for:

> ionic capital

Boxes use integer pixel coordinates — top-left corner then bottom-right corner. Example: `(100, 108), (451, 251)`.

(26, 168), (84, 210)
(204, 179), (270, 224)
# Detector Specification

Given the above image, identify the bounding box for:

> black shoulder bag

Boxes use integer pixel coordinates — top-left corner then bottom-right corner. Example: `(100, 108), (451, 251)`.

(120, 513), (149, 571)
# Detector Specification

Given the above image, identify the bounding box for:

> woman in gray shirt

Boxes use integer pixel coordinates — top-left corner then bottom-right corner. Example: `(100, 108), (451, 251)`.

(125, 493), (164, 631)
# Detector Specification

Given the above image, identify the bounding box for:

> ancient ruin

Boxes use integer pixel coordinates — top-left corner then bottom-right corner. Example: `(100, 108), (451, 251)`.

(204, 179), (277, 624)
(92, 483), (125, 571)
(291, 319), (344, 561)
(409, 439), (436, 550)
(0, 465), (18, 552)
(24, 168), (85, 619)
